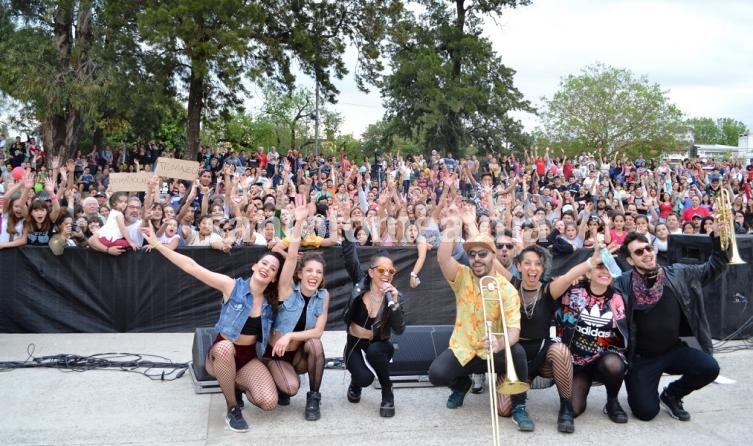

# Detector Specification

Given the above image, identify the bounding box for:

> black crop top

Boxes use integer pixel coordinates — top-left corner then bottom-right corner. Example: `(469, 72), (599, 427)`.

(294, 295), (310, 332)
(350, 297), (376, 330)
(240, 316), (262, 336)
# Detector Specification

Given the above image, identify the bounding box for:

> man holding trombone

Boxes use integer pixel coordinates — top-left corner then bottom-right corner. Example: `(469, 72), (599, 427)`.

(428, 202), (533, 435)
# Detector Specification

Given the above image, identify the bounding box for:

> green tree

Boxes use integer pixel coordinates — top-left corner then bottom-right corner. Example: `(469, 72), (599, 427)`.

(541, 63), (686, 159)
(686, 117), (721, 145)
(138, 0), (403, 159)
(686, 117), (748, 146)
(718, 117), (748, 146)
(381, 0), (532, 155)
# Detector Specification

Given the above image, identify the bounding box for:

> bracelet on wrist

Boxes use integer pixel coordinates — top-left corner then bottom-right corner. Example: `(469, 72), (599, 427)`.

(410, 272), (418, 278)
(150, 241), (160, 249)
(586, 258), (594, 269)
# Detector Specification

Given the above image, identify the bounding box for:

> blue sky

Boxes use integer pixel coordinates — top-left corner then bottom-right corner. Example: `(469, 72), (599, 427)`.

(307, 0), (753, 140)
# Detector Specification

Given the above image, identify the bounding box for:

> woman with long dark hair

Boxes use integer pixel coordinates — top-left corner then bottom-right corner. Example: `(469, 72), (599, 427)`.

(141, 212), (293, 433)
(341, 226), (405, 417)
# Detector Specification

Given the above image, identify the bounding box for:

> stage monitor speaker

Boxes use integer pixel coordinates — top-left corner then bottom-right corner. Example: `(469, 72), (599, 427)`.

(190, 327), (222, 394)
(379, 325), (453, 388)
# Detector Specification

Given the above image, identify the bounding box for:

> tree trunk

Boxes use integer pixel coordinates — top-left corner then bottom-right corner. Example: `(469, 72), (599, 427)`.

(186, 66), (204, 160)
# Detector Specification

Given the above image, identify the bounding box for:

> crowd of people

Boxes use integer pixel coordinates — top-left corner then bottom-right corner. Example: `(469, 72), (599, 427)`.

(0, 140), (740, 433)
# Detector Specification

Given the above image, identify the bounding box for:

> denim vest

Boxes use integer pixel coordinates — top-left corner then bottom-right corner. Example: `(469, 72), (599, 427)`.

(273, 283), (326, 335)
(214, 277), (274, 357)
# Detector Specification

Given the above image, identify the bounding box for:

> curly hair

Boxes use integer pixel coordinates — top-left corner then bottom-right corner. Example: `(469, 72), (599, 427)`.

(514, 244), (552, 282)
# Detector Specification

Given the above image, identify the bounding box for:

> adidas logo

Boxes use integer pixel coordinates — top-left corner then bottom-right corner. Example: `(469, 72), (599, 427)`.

(576, 305), (613, 337)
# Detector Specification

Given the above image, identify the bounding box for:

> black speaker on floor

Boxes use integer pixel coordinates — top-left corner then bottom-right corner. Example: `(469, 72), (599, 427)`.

(668, 235), (753, 339)
(382, 325), (453, 387)
(189, 327), (222, 394)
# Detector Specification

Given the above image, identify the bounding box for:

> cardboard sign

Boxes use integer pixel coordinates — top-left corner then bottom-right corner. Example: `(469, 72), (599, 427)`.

(109, 172), (151, 192)
(155, 157), (200, 181)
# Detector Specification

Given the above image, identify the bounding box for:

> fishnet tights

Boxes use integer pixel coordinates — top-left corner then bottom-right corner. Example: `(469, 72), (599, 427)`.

(268, 338), (325, 395)
(572, 352), (626, 416)
(206, 340), (277, 410)
(496, 342), (573, 416)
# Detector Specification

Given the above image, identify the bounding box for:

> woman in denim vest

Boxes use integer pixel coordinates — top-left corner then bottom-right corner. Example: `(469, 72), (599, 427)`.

(141, 218), (292, 433)
(266, 211), (329, 421)
(341, 227), (406, 418)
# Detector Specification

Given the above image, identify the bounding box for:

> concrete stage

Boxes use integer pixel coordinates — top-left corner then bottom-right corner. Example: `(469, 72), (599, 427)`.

(0, 332), (750, 446)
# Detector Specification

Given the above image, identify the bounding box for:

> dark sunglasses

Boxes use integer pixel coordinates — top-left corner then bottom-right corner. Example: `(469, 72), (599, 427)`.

(222, 227), (232, 232)
(468, 250), (490, 259)
(371, 266), (396, 276)
(496, 243), (514, 250)
(631, 245), (654, 257)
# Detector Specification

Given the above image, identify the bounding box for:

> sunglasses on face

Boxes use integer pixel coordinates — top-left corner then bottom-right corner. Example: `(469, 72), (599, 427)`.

(497, 243), (514, 250)
(631, 245), (654, 257)
(371, 266), (396, 276)
(467, 250), (490, 259)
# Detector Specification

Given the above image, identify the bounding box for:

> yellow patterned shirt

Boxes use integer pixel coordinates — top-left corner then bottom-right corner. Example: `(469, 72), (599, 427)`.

(447, 266), (521, 366)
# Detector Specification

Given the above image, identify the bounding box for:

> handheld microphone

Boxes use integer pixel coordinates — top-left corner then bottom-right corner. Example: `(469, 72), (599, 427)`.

(386, 291), (399, 310)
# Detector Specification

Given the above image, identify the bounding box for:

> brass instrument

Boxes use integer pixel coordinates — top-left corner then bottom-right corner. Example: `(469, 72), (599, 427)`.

(479, 275), (530, 446)
(718, 188), (746, 265)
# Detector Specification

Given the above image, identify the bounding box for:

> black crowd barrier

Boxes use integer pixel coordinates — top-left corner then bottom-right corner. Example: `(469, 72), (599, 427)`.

(1, 236), (751, 339)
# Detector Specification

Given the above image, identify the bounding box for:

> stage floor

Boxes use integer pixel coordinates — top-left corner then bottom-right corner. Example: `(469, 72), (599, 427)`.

(0, 332), (751, 446)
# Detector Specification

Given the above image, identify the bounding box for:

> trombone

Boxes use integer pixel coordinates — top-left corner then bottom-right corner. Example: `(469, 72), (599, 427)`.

(479, 275), (530, 446)
(718, 187), (746, 265)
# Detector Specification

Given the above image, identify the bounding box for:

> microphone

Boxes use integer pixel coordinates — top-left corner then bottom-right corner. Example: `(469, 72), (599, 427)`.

(386, 291), (399, 310)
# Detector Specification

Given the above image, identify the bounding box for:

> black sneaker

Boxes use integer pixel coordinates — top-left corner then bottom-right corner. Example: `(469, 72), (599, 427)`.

(278, 391), (291, 406)
(225, 405), (249, 433)
(347, 382), (361, 403)
(305, 391), (321, 421)
(235, 388), (245, 409)
(603, 398), (628, 423)
(511, 404), (535, 432)
(660, 388), (691, 421)
(446, 376), (472, 409)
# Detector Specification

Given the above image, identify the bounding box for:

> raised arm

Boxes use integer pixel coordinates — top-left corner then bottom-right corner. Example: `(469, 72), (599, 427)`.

(277, 198), (309, 299)
(437, 202), (461, 282)
(549, 248), (600, 299)
(142, 226), (235, 299)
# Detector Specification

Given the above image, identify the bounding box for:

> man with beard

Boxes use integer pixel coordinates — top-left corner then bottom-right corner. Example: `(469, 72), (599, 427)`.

(615, 231), (728, 422)
(89, 196), (145, 255)
(429, 205), (532, 431)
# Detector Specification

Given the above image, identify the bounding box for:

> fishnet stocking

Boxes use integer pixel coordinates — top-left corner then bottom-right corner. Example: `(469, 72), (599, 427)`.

(205, 341), (240, 408)
(268, 338), (326, 394)
(538, 342), (573, 399)
(267, 358), (300, 396)
(236, 358), (278, 410)
(300, 338), (324, 391)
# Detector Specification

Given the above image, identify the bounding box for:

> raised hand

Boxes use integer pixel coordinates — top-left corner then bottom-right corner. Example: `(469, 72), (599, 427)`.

(51, 155), (60, 171)
(44, 177), (56, 194)
(293, 195), (309, 222)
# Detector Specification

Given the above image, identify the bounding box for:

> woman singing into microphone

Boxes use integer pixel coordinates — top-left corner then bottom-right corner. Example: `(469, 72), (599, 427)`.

(341, 224), (406, 417)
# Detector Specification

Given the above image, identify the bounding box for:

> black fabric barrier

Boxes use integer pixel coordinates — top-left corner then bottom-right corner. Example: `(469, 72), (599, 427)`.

(0, 246), (592, 334)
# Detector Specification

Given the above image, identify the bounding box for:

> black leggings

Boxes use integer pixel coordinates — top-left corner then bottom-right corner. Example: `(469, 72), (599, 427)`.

(345, 335), (395, 389)
(429, 343), (529, 404)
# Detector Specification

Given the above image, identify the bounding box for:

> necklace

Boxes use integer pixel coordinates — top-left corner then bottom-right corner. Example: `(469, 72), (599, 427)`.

(518, 282), (541, 319)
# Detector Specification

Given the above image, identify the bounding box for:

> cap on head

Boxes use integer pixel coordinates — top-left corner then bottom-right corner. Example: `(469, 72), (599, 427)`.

(463, 234), (496, 255)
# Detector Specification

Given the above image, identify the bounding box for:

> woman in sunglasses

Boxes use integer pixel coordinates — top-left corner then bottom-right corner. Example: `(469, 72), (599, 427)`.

(550, 246), (629, 424)
(341, 227), (406, 417)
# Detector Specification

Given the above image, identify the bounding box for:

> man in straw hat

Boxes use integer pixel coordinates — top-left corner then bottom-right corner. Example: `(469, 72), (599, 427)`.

(428, 203), (533, 431)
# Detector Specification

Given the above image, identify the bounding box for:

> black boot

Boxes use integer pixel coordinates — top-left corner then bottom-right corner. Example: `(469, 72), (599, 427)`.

(603, 397), (628, 423)
(379, 386), (395, 417)
(347, 381), (361, 403)
(305, 391), (321, 421)
(557, 398), (575, 433)
(277, 390), (290, 406)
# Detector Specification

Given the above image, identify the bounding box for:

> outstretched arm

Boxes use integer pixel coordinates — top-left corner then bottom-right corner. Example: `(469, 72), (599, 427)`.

(142, 226), (235, 300)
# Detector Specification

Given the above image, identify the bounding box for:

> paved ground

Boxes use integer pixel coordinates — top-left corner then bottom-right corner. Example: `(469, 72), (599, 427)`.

(0, 332), (751, 446)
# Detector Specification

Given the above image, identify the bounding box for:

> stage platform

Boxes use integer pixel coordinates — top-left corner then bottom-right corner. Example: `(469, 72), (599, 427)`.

(0, 331), (751, 446)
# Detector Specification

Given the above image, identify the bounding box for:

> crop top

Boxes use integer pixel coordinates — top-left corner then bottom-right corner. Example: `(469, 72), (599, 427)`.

(240, 316), (262, 336)
(349, 297), (376, 330)
(293, 296), (310, 332)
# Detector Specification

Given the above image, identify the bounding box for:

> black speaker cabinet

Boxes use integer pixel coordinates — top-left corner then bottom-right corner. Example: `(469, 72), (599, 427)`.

(668, 235), (753, 339)
(190, 327), (222, 394)
(382, 325), (453, 387)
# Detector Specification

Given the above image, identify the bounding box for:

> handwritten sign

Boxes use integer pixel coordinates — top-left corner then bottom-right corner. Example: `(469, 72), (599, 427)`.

(155, 157), (200, 181)
(109, 172), (151, 192)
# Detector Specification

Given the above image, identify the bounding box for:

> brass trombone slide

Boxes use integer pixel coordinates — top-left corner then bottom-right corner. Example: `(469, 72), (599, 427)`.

(479, 275), (530, 446)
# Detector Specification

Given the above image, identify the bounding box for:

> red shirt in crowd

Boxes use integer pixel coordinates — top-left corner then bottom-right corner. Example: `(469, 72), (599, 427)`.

(682, 205), (709, 222)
